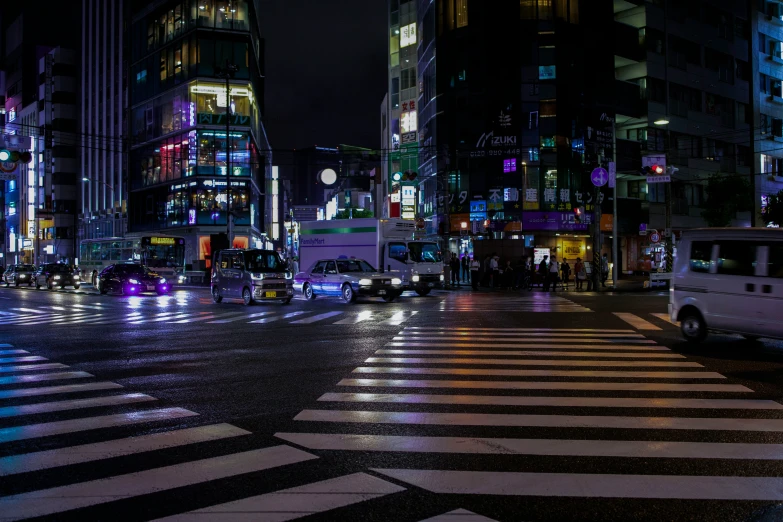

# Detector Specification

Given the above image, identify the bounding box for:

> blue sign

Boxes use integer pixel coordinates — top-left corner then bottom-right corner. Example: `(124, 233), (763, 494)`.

(591, 167), (608, 187)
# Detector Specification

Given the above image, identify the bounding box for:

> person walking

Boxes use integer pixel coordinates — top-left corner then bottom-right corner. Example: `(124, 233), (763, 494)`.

(450, 254), (461, 287)
(461, 254), (470, 283)
(601, 253), (610, 287)
(470, 256), (481, 290)
(561, 258), (571, 290)
(489, 254), (499, 288)
(548, 255), (560, 292)
(574, 257), (585, 291)
(540, 255), (550, 291)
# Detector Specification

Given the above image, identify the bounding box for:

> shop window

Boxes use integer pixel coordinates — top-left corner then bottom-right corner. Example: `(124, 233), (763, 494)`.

(717, 241), (757, 276)
(689, 241), (712, 273)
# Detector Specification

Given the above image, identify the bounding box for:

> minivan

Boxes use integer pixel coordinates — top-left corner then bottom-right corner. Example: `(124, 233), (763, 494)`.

(211, 249), (293, 305)
(670, 228), (783, 342)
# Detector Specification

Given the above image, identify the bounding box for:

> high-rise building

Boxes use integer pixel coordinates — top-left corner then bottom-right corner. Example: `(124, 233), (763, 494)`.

(127, 0), (272, 271)
(79, 0), (128, 242)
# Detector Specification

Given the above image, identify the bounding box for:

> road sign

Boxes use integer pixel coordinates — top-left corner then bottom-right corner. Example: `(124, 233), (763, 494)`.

(608, 162), (616, 188)
(639, 223), (648, 236)
(650, 232), (661, 243)
(591, 167), (608, 187)
(0, 172), (16, 181)
(646, 175), (671, 184)
(642, 155), (666, 169)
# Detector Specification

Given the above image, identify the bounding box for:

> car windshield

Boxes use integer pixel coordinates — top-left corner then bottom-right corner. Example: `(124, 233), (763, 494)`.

(408, 242), (442, 263)
(115, 265), (147, 275)
(246, 251), (286, 272)
(336, 259), (376, 273)
(19, 265), (35, 271)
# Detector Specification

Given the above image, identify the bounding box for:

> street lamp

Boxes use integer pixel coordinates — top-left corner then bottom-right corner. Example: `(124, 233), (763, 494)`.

(653, 118), (670, 126)
(653, 119), (673, 272)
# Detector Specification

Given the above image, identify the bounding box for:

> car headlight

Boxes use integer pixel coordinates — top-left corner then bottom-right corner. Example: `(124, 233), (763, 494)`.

(440, 274), (445, 281)
(359, 278), (373, 286)
(159, 278), (167, 284)
(412, 275), (420, 282)
(251, 273), (265, 281)
(285, 271), (293, 279)
(53, 275), (61, 280)
(178, 276), (186, 283)
(128, 279), (140, 285)
(391, 278), (402, 285)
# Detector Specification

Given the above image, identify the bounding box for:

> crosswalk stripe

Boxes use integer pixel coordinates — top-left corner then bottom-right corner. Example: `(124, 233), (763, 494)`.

(277, 432), (783, 460)
(294, 409), (783, 431)
(0, 343), (15, 347)
(0, 363), (68, 373)
(68, 303), (107, 310)
(291, 311), (344, 324)
(133, 313), (193, 324)
(0, 423), (251, 477)
(173, 312), (241, 324)
(406, 327), (636, 333)
(0, 371), (93, 386)
(0, 382), (123, 399)
(388, 342), (667, 351)
(0, 445), (318, 520)
(12, 307), (48, 314)
(363, 357), (702, 368)
(0, 350), (28, 355)
(374, 350), (685, 359)
(48, 313), (96, 324)
(352, 367), (725, 379)
(317, 392), (783, 410)
(333, 311), (376, 325)
(0, 407), (198, 444)
(250, 311), (307, 324)
(0, 356), (48, 364)
(395, 332), (647, 339)
(652, 312), (678, 325)
(379, 311), (418, 326)
(419, 508), (499, 522)
(69, 315), (108, 324)
(0, 393), (157, 418)
(372, 468), (783, 501)
(152, 472), (405, 522)
(209, 311), (274, 324)
(335, 379), (750, 392)
(614, 313), (663, 330)
(0, 314), (62, 325)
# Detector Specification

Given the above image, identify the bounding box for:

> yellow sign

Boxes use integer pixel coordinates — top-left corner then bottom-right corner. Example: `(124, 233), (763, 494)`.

(562, 240), (585, 259)
(150, 237), (176, 246)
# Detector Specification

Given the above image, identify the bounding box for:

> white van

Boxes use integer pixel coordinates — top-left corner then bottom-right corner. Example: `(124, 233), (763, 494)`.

(670, 228), (783, 342)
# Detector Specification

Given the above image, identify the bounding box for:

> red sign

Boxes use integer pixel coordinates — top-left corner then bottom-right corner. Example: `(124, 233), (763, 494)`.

(650, 232), (661, 243)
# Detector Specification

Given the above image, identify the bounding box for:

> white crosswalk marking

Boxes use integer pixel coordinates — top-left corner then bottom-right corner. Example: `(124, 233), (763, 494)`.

(291, 311), (344, 324)
(419, 509), (498, 522)
(352, 367), (725, 378)
(614, 312), (662, 330)
(0, 356), (48, 364)
(379, 310), (418, 325)
(0, 371), (93, 386)
(0, 363), (68, 373)
(438, 293), (593, 312)
(0, 349), (29, 355)
(363, 357), (701, 367)
(652, 312), (678, 325)
(250, 311), (308, 323)
(0, 393), (158, 418)
(333, 310), (376, 324)
(0, 382), (123, 399)
(374, 349), (685, 359)
(153, 472), (405, 522)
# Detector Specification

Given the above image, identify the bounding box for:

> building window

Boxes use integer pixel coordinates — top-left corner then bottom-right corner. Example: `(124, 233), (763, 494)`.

(401, 67), (417, 90)
(456, 0), (468, 27)
(520, 0), (535, 19)
(734, 18), (748, 39)
(400, 22), (417, 47)
(761, 154), (783, 175)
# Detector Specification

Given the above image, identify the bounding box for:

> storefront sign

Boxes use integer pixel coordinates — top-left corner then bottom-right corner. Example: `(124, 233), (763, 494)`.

(534, 248), (550, 266)
(600, 214), (613, 232)
(401, 132), (417, 144)
(562, 240), (585, 259)
(198, 113), (250, 125)
(523, 211), (589, 231)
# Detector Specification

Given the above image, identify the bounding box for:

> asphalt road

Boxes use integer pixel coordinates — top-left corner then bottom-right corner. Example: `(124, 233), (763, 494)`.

(1, 283), (783, 521)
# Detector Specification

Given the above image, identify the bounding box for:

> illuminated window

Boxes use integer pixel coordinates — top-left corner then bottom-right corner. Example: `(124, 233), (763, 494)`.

(401, 23), (417, 47)
(401, 111), (418, 133)
(456, 0), (468, 27)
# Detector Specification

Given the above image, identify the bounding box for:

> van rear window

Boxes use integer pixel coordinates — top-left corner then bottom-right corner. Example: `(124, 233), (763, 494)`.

(689, 241), (712, 273)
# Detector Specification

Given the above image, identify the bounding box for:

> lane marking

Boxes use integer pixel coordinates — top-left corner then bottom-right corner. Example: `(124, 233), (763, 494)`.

(0, 393), (157, 418)
(0, 445), (318, 520)
(419, 509), (499, 522)
(0, 371), (93, 386)
(152, 472), (404, 522)
(208, 311), (274, 324)
(404, 327), (636, 333)
(0, 408), (198, 444)
(336, 379), (750, 393)
(251, 311), (308, 324)
(291, 311), (344, 324)
(0, 356), (48, 364)
(317, 392), (783, 410)
(11, 307), (48, 314)
(613, 313), (662, 331)
(374, 350), (684, 359)
(0, 382), (123, 400)
(333, 311), (375, 325)
(379, 311), (418, 326)
(295, 409), (783, 431)
(352, 367), (725, 379)
(652, 312), (678, 325)
(372, 469), (783, 500)
(0, 363), (68, 373)
(363, 357), (702, 368)
(0, 350), (29, 355)
(0, 423), (251, 476)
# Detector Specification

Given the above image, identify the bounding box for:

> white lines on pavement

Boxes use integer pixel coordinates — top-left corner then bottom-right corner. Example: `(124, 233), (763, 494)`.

(294, 410), (783, 432)
(0, 423), (251, 477)
(372, 469), (783, 501)
(131, 312), (190, 324)
(177, 312), (248, 324)
(0, 356), (48, 364)
(0, 382), (123, 400)
(652, 312), (678, 325)
(153, 472), (405, 522)
(363, 357), (702, 368)
(0, 407), (199, 444)
(0, 445), (318, 521)
(277, 432), (783, 460)
(317, 392), (783, 410)
(11, 307), (48, 314)
(68, 303), (107, 310)
(379, 311), (418, 326)
(405, 327), (636, 333)
(613, 313), (662, 331)
(0, 343), (15, 347)
(333, 310), (375, 325)
(0, 350), (29, 355)
(352, 367), (726, 379)
(388, 342), (667, 351)
(419, 509), (499, 522)
(0, 393), (157, 418)
(0, 363), (69, 373)
(250, 311), (307, 324)
(395, 332), (646, 339)
(291, 311), (344, 324)
(375, 350), (685, 359)
(209, 311), (274, 324)
(0, 371), (93, 386)
(335, 379), (751, 393)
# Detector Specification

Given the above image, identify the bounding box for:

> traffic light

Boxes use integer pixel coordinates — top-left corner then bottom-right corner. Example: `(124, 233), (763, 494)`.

(0, 149), (9, 162)
(0, 149), (32, 164)
(401, 170), (417, 182)
(574, 206), (585, 223)
(642, 164), (665, 176)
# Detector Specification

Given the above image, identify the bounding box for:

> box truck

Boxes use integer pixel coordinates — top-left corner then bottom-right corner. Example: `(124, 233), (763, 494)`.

(298, 218), (444, 295)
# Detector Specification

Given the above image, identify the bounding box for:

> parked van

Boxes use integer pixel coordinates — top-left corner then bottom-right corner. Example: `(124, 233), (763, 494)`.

(670, 228), (783, 342)
(211, 249), (293, 305)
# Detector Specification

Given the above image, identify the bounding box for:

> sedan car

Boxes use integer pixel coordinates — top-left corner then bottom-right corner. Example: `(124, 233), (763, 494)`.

(34, 263), (81, 290)
(4, 264), (36, 287)
(97, 263), (170, 296)
(295, 257), (403, 303)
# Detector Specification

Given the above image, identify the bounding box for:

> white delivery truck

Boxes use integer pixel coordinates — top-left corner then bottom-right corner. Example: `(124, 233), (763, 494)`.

(298, 218), (444, 295)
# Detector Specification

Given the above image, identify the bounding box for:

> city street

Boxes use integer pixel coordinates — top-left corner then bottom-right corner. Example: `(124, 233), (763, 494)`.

(1, 285), (783, 521)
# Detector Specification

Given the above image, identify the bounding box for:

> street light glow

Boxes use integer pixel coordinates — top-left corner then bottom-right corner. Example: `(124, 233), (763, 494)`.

(654, 119), (670, 125)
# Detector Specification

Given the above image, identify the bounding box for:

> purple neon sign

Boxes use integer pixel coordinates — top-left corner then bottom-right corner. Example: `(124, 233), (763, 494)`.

(503, 158), (517, 173)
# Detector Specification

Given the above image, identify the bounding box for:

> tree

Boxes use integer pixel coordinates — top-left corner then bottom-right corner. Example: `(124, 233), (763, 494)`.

(761, 190), (783, 227)
(334, 207), (374, 220)
(700, 174), (753, 227)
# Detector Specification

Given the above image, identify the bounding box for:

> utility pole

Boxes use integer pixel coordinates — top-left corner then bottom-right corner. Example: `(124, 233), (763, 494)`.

(611, 120), (618, 287)
(217, 60), (238, 246)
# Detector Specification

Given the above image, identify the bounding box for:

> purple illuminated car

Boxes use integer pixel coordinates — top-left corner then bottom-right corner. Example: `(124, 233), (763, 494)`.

(96, 263), (170, 296)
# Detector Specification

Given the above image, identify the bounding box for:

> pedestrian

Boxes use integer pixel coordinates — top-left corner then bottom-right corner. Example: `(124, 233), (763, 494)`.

(548, 255), (560, 292)
(461, 253), (470, 283)
(470, 256), (481, 290)
(489, 255), (499, 288)
(450, 254), (460, 286)
(540, 255), (550, 291)
(601, 253), (610, 287)
(482, 255), (491, 287)
(561, 258), (571, 289)
(503, 260), (515, 290)
(574, 257), (585, 291)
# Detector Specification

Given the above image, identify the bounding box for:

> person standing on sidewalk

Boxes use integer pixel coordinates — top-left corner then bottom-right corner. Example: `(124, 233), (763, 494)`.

(540, 255), (550, 291)
(548, 255), (560, 292)
(470, 256), (481, 290)
(561, 258), (571, 289)
(461, 253), (470, 283)
(450, 254), (461, 287)
(601, 253), (610, 287)
(574, 257), (585, 291)
(489, 254), (499, 288)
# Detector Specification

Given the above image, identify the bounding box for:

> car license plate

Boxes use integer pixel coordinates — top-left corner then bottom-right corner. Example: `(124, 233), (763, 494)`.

(378, 290), (386, 295)
(264, 291), (277, 298)
(147, 285), (155, 291)
(428, 283), (435, 287)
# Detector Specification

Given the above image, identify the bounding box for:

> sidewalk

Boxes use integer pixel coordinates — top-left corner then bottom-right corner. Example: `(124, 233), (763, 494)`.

(442, 274), (666, 293)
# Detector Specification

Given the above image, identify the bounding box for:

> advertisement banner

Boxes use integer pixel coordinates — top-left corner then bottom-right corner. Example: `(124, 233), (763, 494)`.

(523, 211), (590, 231)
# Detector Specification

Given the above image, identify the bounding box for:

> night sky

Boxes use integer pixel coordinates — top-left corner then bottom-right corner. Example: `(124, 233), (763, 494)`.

(260, 1), (388, 152)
